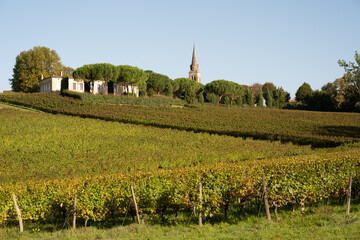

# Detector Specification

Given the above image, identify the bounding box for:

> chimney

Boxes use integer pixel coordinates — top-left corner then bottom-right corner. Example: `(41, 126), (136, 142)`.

(60, 71), (63, 77)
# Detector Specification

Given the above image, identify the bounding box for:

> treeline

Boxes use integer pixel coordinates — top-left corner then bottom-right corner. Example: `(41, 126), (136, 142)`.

(73, 63), (289, 108)
(10, 46), (359, 112)
(294, 51), (360, 112)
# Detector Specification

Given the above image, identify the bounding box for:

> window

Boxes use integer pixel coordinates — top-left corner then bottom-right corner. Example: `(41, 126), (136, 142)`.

(114, 85), (118, 93)
(79, 83), (83, 91)
(73, 83), (77, 90)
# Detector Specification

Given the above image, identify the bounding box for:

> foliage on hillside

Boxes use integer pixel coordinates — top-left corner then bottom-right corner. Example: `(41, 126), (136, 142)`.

(0, 107), (316, 183)
(1, 93), (359, 147)
(1, 149), (359, 224)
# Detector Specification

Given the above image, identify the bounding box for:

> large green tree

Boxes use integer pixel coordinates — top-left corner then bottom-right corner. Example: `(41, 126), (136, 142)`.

(10, 46), (65, 92)
(73, 63), (120, 94)
(117, 65), (148, 96)
(295, 82), (313, 104)
(204, 80), (244, 105)
(337, 51), (360, 111)
(262, 82), (276, 106)
(173, 78), (203, 104)
(272, 87), (286, 109)
(145, 71), (173, 96)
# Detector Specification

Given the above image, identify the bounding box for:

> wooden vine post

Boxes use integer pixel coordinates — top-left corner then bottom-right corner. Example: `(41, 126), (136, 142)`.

(199, 182), (203, 227)
(262, 175), (271, 222)
(12, 193), (23, 233)
(131, 185), (140, 224)
(73, 194), (77, 229)
(346, 171), (353, 216)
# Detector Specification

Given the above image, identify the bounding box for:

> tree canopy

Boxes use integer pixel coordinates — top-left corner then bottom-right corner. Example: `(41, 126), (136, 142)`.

(118, 65), (148, 85)
(295, 82), (313, 104)
(337, 51), (360, 111)
(146, 71), (173, 96)
(204, 80), (244, 105)
(173, 78), (203, 104)
(10, 46), (65, 92)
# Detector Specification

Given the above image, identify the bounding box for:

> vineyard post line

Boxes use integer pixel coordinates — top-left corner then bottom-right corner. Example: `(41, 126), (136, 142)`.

(346, 171), (353, 217)
(73, 194), (77, 229)
(12, 193), (23, 233)
(199, 182), (203, 227)
(262, 175), (271, 222)
(131, 185), (140, 224)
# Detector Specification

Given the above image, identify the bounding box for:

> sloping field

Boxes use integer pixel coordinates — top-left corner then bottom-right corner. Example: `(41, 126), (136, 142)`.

(0, 107), (315, 183)
(1, 93), (360, 147)
(1, 93), (360, 230)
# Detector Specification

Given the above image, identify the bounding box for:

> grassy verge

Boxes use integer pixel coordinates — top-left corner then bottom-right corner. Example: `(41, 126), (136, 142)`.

(1, 203), (360, 239)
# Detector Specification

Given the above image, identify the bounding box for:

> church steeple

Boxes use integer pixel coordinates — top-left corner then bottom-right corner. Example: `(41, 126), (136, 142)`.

(189, 44), (201, 83)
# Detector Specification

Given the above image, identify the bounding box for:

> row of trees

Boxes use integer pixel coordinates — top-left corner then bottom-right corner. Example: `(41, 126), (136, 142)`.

(8, 46), (290, 108)
(295, 51), (360, 112)
(72, 62), (289, 107)
(73, 64), (147, 95)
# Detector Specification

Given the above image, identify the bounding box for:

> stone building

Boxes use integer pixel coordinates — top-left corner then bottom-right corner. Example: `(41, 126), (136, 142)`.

(189, 45), (201, 83)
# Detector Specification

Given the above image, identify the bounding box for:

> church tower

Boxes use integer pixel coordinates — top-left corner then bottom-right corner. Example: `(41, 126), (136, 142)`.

(189, 44), (201, 83)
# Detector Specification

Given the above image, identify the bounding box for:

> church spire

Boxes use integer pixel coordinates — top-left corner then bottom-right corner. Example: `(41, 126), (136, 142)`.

(191, 44), (198, 66)
(189, 44), (201, 83)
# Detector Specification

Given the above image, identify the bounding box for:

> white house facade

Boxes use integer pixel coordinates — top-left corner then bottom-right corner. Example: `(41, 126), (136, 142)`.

(39, 75), (62, 93)
(40, 73), (138, 97)
(68, 75), (85, 92)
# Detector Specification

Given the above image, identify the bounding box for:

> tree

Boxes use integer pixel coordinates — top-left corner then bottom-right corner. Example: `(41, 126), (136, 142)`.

(245, 89), (254, 107)
(73, 63), (119, 94)
(272, 87), (286, 109)
(10, 46), (65, 92)
(257, 91), (264, 107)
(265, 89), (273, 108)
(146, 72), (173, 96)
(198, 93), (204, 104)
(117, 65), (148, 96)
(262, 82), (276, 106)
(204, 80), (245, 105)
(250, 83), (263, 99)
(306, 90), (336, 111)
(295, 82), (313, 104)
(337, 51), (360, 111)
(173, 78), (203, 103)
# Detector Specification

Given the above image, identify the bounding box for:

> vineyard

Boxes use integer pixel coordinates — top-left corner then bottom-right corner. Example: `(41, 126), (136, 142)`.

(1, 150), (359, 226)
(0, 92), (360, 233)
(0, 108), (324, 183)
(1, 93), (360, 147)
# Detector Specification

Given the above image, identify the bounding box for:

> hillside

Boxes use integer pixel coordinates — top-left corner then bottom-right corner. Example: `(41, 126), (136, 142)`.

(0, 92), (360, 237)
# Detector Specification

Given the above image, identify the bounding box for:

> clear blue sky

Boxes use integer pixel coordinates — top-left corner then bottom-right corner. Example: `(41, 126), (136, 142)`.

(1, 0), (359, 98)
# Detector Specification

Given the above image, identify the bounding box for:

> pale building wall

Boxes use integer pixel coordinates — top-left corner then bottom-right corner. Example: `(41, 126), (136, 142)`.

(39, 77), (61, 93)
(51, 77), (62, 92)
(68, 78), (85, 92)
(93, 80), (106, 94)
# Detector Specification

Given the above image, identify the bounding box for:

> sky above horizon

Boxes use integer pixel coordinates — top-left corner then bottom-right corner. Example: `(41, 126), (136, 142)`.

(0, 0), (359, 98)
